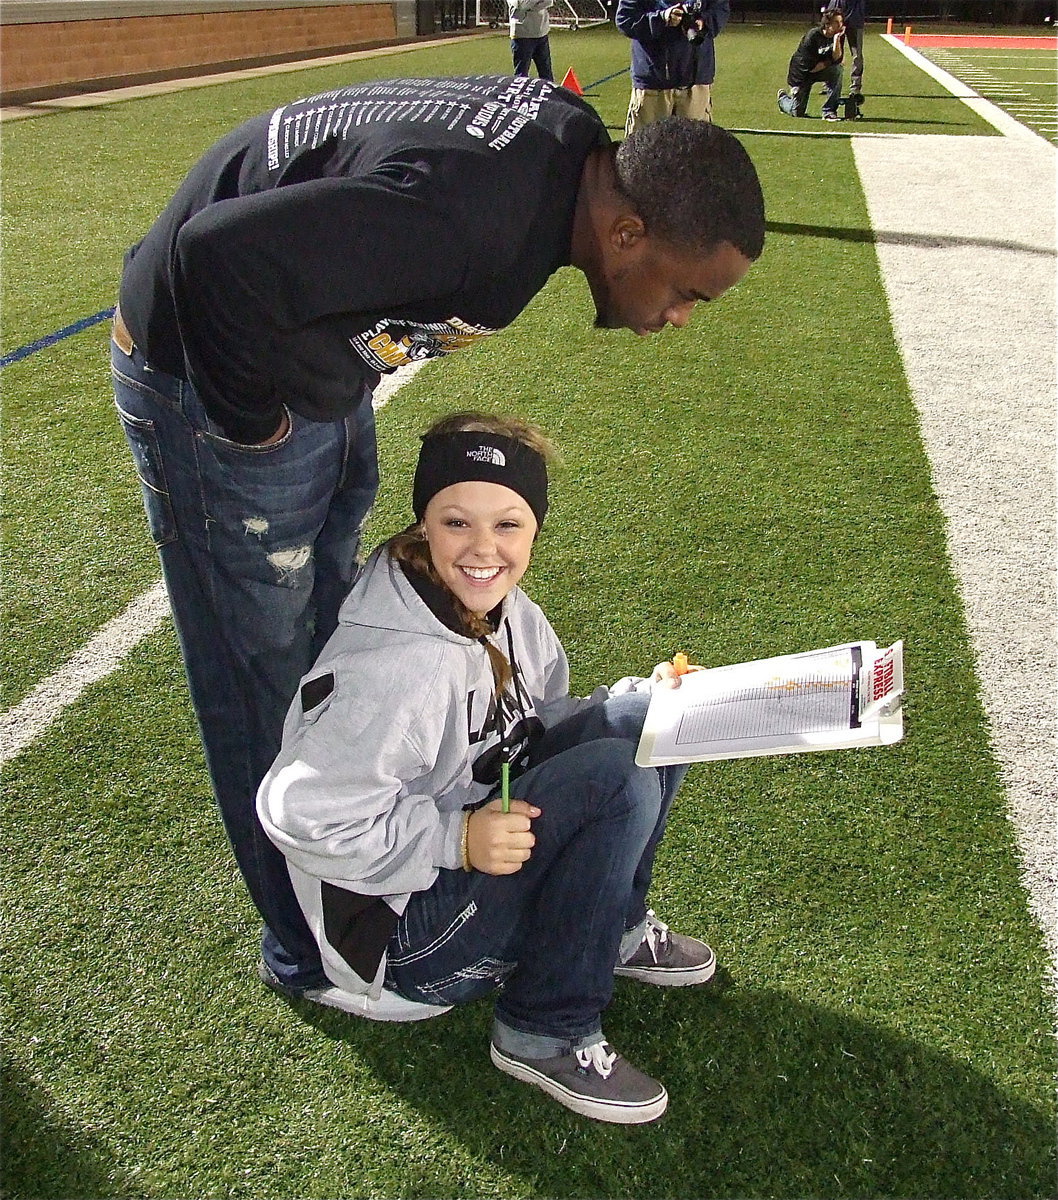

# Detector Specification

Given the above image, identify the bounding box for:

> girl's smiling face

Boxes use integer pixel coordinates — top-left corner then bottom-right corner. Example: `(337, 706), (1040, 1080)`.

(423, 481), (538, 615)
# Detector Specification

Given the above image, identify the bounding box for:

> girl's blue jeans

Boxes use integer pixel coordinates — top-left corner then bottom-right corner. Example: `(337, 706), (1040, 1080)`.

(111, 333), (377, 988)
(385, 692), (690, 1048)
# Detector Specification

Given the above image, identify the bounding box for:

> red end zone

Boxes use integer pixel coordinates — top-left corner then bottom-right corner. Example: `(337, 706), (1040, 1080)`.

(894, 34), (1058, 49)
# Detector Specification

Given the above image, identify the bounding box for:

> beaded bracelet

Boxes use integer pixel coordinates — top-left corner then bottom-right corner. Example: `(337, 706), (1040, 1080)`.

(460, 811), (472, 872)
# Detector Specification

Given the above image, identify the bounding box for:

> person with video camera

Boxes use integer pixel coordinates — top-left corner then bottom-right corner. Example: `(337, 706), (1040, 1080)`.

(616, 0), (730, 135)
(777, 6), (846, 121)
(828, 0), (866, 118)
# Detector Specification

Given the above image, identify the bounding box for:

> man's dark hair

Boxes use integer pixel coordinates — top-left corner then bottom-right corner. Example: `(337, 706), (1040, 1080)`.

(613, 119), (765, 261)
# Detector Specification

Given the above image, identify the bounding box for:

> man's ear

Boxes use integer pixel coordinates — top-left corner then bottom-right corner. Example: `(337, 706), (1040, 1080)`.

(609, 213), (648, 252)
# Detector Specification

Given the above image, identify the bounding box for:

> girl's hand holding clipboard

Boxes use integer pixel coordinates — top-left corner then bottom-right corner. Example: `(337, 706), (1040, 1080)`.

(650, 653), (703, 689)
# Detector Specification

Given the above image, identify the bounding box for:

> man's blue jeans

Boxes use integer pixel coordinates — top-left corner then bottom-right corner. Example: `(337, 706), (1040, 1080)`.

(780, 64), (843, 116)
(111, 333), (378, 986)
(385, 693), (690, 1050)
(845, 25), (864, 93)
(511, 36), (553, 81)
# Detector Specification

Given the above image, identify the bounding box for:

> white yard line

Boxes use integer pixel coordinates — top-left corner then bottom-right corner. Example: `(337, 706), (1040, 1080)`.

(0, 581), (171, 765)
(0, 362), (427, 767)
(853, 131), (1057, 970)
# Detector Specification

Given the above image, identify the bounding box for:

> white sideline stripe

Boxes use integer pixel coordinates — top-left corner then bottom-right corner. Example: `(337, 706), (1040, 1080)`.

(0, 581), (170, 766)
(369, 357), (428, 407)
(0, 361), (427, 766)
(876, 37), (1057, 967)
(882, 33), (1053, 146)
(853, 132), (1057, 971)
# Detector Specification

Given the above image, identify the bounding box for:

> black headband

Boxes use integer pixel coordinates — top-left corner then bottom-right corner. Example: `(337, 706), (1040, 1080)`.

(413, 431), (549, 528)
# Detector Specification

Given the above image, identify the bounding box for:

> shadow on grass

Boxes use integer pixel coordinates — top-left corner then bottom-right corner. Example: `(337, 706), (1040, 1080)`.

(280, 978), (1055, 1200)
(765, 219), (1055, 257)
(0, 1060), (127, 1200)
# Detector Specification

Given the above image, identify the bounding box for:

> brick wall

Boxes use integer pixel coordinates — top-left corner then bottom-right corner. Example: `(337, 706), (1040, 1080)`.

(0, 4), (399, 102)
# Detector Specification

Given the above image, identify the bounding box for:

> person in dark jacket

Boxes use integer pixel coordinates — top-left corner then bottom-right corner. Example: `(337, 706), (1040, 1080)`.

(777, 8), (845, 120)
(111, 76), (765, 1003)
(616, 0), (730, 134)
(829, 0), (866, 110)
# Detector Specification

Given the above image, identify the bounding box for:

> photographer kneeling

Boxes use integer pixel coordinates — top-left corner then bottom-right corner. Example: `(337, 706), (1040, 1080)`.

(778, 8), (846, 121)
(616, 0), (730, 134)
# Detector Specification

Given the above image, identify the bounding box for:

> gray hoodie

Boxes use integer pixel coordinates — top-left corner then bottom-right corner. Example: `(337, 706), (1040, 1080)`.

(257, 547), (643, 1003)
(508, 0), (552, 39)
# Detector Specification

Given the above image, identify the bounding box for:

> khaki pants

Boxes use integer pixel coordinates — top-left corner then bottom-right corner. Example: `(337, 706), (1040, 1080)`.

(625, 84), (712, 135)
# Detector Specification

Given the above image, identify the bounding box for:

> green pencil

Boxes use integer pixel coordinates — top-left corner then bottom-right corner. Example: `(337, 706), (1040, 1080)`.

(501, 760), (510, 814)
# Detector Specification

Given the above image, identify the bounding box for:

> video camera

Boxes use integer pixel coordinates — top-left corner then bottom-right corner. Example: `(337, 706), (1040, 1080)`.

(677, 0), (707, 42)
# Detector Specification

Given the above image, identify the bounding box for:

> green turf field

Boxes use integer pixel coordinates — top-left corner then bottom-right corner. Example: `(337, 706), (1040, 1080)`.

(2, 23), (1055, 1200)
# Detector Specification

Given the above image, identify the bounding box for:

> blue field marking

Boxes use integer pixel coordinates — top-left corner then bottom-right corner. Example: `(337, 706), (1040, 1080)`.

(1, 306), (115, 369)
(585, 67), (630, 90)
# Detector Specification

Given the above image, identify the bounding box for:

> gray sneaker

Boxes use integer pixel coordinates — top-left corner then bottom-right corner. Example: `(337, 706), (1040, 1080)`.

(614, 911), (716, 987)
(490, 1038), (668, 1124)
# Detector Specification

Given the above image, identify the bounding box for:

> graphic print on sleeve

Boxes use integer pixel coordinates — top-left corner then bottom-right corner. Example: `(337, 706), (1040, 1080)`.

(266, 76), (557, 170)
(349, 316), (496, 372)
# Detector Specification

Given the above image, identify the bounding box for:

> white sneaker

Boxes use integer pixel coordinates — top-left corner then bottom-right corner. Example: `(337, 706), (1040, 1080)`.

(258, 960), (451, 1022)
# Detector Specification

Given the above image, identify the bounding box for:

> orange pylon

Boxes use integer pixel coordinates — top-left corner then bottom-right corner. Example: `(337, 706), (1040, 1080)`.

(560, 68), (584, 95)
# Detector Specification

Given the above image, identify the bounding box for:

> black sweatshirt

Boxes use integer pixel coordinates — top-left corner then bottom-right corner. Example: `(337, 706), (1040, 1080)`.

(787, 28), (841, 88)
(120, 75), (609, 443)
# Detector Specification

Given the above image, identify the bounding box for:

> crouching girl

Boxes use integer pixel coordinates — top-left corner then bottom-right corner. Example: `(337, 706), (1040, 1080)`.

(256, 411), (714, 1124)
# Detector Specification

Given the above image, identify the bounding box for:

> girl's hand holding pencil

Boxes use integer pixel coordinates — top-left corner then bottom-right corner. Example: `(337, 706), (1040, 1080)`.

(465, 797), (540, 875)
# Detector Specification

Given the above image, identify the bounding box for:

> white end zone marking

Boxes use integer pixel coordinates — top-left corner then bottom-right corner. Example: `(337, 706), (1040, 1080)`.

(883, 33), (1054, 146)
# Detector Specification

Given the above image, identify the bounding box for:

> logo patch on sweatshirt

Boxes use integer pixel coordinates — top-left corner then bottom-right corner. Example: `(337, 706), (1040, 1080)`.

(466, 445), (506, 467)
